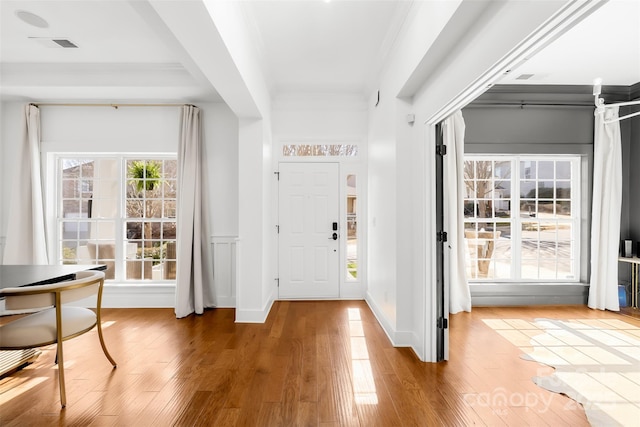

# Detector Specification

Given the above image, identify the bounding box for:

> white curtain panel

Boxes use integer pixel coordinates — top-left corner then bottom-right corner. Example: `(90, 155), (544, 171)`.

(588, 106), (621, 311)
(442, 110), (471, 313)
(175, 105), (215, 318)
(3, 104), (49, 265)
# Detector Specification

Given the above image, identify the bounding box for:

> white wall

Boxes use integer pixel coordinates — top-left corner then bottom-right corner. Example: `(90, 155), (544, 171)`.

(0, 100), (239, 307)
(366, 0), (573, 361)
(272, 93), (369, 298)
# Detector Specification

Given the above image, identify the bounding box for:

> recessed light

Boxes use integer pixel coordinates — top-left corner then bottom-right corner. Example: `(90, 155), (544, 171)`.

(15, 10), (49, 28)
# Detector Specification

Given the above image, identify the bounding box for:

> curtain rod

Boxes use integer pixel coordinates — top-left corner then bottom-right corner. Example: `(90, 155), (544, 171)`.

(29, 102), (194, 108)
(467, 101), (594, 108)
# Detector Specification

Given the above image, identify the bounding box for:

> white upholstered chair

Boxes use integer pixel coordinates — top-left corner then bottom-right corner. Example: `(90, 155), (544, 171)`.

(0, 270), (116, 407)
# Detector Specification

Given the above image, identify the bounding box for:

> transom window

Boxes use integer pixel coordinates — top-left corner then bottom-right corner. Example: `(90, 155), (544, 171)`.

(282, 144), (358, 157)
(58, 156), (177, 281)
(463, 155), (580, 282)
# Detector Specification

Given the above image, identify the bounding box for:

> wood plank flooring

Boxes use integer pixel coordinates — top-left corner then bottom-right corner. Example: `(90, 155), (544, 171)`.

(2, 302), (639, 426)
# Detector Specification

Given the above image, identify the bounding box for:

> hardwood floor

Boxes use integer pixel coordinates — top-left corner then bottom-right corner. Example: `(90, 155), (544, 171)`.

(2, 302), (639, 426)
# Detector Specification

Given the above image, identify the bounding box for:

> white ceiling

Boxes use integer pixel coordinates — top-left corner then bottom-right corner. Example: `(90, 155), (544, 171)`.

(0, 0), (638, 104)
(498, 0), (640, 86)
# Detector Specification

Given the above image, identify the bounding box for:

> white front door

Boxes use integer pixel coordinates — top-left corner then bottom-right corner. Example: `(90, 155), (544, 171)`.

(279, 162), (340, 298)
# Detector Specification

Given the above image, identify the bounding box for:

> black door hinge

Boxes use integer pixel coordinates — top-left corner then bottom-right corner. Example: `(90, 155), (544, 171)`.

(437, 317), (448, 329)
(436, 145), (447, 156)
(437, 231), (448, 242)
(274, 171), (280, 180)
(275, 278), (279, 287)
(276, 225), (280, 234)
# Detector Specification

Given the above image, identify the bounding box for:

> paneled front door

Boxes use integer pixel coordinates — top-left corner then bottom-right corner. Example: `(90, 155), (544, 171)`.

(278, 162), (339, 298)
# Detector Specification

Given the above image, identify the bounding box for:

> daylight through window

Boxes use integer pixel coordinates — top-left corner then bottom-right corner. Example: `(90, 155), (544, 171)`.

(463, 156), (580, 282)
(58, 156), (177, 281)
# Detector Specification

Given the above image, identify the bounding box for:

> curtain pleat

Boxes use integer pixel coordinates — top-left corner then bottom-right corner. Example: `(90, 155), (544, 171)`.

(443, 111), (471, 313)
(3, 104), (49, 265)
(175, 105), (214, 318)
(588, 106), (622, 311)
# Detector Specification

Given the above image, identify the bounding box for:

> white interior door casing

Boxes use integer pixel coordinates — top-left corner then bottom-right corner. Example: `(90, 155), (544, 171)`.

(279, 162), (340, 298)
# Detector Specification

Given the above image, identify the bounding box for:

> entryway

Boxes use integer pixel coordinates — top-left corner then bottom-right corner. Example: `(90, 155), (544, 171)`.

(278, 162), (340, 298)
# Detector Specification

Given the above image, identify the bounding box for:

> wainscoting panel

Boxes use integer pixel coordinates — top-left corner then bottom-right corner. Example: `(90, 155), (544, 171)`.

(212, 236), (237, 307)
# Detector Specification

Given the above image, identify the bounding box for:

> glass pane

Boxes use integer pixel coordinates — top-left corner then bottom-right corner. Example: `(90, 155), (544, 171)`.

(81, 161), (94, 177)
(282, 144), (358, 157)
(162, 222), (177, 239)
(465, 228), (501, 279)
(163, 160), (177, 178)
(494, 179), (510, 198)
(163, 180), (177, 198)
(164, 200), (177, 218)
(520, 200), (536, 218)
(556, 181), (571, 199)
(62, 160), (80, 178)
(520, 181), (536, 198)
(538, 161), (554, 179)
(63, 200), (80, 216)
(477, 200), (493, 218)
(81, 200), (92, 216)
(464, 161), (475, 179)
(80, 179), (93, 193)
(347, 174), (357, 280)
(129, 179), (144, 195)
(538, 181), (554, 199)
(539, 240), (557, 258)
(126, 221), (143, 240)
(538, 201), (554, 217)
(494, 161), (511, 179)
(556, 161), (571, 179)
(126, 200), (144, 218)
(557, 201), (571, 217)
(145, 200), (162, 218)
(62, 179), (78, 198)
(473, 180), (490, 199)
(464, 201), (476, 218)
(520, 161), (536, 179)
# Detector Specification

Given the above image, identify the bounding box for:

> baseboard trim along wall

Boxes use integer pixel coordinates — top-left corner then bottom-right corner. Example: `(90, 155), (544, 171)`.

(471, 283), (589, 306)
(365, 291), (425, 360)
(235, 297), (275, 323)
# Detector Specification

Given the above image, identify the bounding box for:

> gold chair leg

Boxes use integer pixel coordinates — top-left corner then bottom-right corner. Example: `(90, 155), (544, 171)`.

(97, 322), (117, 367)
(57, 340), (66, 408)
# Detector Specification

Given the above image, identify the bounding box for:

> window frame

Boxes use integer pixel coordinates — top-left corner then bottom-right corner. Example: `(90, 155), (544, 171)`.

(54, 153), (177, 282)
(463, 154), (582, 283)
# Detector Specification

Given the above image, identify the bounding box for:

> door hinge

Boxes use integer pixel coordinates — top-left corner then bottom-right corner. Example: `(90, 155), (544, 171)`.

(437, 317), (448, 329)
(436, 145), (447, 156)
(276, 224), (280, 234)
(275, 278), (279, 287)
(437, 231), (448, 242)
(274, 171), (280, 180)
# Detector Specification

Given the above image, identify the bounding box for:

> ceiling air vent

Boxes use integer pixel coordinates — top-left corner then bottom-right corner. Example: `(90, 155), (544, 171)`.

(52, 39), (78, 48)
(516, 73), (535, 80)
(29, 37), (79, 48)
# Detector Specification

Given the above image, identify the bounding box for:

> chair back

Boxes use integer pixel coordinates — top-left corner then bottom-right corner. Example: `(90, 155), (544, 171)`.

(1, 270), (105, 311)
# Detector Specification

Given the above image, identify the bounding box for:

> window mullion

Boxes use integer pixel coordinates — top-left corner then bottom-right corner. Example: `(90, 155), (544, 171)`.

(512, 157), (521, 280)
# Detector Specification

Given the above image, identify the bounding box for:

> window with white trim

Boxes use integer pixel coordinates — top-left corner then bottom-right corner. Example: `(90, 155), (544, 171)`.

(463, 155), (580, 282)
(58, 155), (177, 281)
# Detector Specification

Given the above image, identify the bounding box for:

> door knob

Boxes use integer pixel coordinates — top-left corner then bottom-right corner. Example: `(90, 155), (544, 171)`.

(329, 232), (338, 240)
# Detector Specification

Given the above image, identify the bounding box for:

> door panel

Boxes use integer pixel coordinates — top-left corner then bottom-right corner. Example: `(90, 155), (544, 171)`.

(279, 162), (339, 298)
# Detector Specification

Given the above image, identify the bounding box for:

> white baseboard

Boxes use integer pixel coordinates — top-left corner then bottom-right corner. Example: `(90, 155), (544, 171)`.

(364, 291), (426, 361)
(235, 298), (274, 323)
